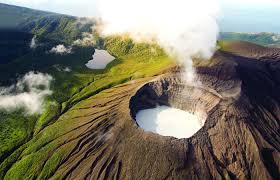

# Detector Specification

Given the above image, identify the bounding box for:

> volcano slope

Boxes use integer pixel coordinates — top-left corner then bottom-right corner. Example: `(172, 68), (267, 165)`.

(0, 42), (280, 180)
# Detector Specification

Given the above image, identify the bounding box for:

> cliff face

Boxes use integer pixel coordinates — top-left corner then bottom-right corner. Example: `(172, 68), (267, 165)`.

(1, 49), (280, 180)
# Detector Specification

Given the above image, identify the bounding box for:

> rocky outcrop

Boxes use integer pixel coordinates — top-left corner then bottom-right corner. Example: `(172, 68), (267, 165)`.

(1, 49), (279, 180)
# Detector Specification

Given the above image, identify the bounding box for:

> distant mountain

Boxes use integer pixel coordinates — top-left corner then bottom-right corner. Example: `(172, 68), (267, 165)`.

(220, 32), (280, 47)
(0, 3), (54, 28)
(0, 3), (94, 44)
(0, 3), (97, 65)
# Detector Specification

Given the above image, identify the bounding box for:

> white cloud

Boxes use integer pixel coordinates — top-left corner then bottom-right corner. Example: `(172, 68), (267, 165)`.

(63, 67), (71, 72)
(53, 64), (72, 72)
(30, 35), (37, 49)
(2, 0), (280, 17)
(49, 44), (72, 55)
(272, 35), (280, 42)
(73, 32), (96, 47)
(0, 72), (53, 114)
(97, 0), (220, 83)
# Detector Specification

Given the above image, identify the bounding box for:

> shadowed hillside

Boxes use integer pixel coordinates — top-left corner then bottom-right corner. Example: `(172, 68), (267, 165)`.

(0, 3), (94, 44)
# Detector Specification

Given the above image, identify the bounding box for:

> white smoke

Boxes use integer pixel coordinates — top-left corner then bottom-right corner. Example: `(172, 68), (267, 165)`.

(30, 35), (37, 49)
(0, 72), (53, 115)
(73, 32), (96, 46)
(50, 44), (72, 55)
(75, 17), (96, 27)
(73, 21), (101, 47)
(97, 0), (220, 83)
(63, 67), (72, 72)
(53, 64), (72, 72)
(272, 35), (280, 42)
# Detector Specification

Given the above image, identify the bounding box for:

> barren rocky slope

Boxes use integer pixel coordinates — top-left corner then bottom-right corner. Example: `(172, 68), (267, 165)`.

(0, 48), (279, 179)
(220, 41), (280, 60)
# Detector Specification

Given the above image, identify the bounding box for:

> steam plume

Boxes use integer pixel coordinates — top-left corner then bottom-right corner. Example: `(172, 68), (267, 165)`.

(97, 0), (220, 83)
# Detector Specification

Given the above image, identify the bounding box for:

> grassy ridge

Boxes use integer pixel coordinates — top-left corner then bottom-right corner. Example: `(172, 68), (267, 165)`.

(0, 4), (174, 178)
(0, 34), (174, 179)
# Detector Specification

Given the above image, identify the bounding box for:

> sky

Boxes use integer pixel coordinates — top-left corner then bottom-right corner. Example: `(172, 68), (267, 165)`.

(219, 0), (280, 32)
(1, 0), (280, 33)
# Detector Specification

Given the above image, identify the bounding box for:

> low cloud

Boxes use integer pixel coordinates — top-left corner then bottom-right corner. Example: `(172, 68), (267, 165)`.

(0, 72), (53, 115)
(73, 27), (102, 47)
(73, 20), (102, 47)
(50, 44), (72, 55)
(272, 35), (280, 42)
(75, 17), (96, 28)
(73, 32), (96, 47)
(30, 35), (37, 49)
(63, 67), (71, 72)
(53, 64), (72, 72)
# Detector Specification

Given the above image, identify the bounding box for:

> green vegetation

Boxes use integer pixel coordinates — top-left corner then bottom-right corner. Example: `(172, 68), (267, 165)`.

(2, 3), (279, 179)
(220, 32), (280, 47)
(33, 101), (61, 135)
(0, 4), (176, 179)
(0, 32), (173, 180)
(217, 40), (233, 52)
(0, 35), (174, 179)
(0, 3), (52, 28)
(0, 111), (37, 163)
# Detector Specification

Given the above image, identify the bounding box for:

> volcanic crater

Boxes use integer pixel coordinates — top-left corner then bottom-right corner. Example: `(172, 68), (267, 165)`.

(130, 74), (220, 138)
(39, 51), (279, 179)
(1, 46), (279, 180)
